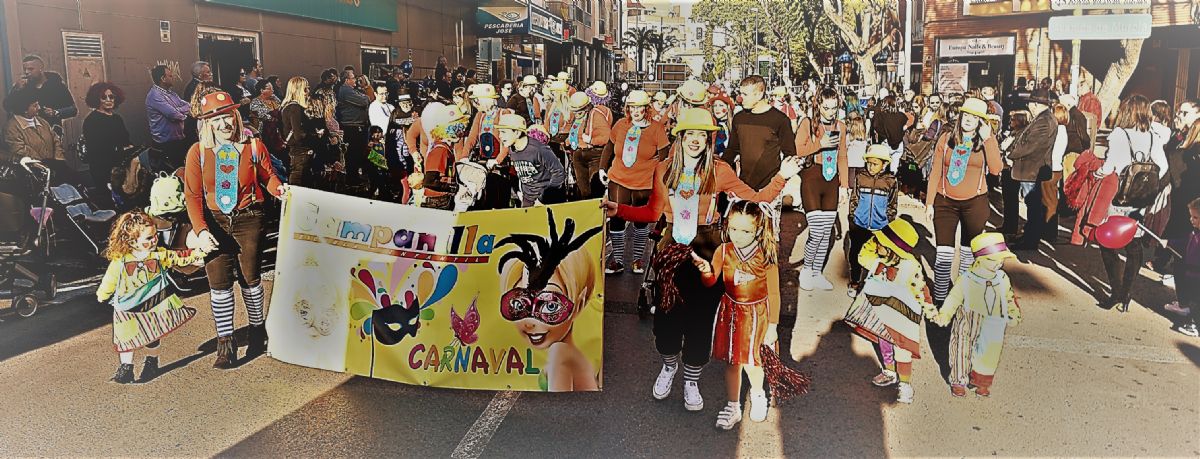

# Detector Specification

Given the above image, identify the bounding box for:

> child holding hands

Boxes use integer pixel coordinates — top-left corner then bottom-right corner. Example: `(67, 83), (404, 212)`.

(97, 210), (206, 384)
(692, 200), (781, 429)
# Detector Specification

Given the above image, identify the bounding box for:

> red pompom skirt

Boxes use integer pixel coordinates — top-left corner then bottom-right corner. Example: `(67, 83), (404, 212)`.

(711, 295), (769, 366)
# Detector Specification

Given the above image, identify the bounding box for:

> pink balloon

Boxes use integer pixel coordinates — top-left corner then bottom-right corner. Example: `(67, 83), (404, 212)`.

(1096, 216), (1138, 249)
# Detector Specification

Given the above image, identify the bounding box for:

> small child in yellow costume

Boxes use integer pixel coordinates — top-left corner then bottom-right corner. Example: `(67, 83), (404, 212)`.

(97, 210), (206, 384)
(932, 232), (1022, 397)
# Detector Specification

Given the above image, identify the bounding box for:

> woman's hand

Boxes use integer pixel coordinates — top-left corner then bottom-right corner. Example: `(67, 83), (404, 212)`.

(277, 184), (290, 199)
(979, 122), (993, 141)
(924, 204), (935, 224)
(600, 200), (618, 218)
(765, 324), (778, 346)
(690, 251), (712, 274)
(778, 156), (801, 179)
(189, 229), (219, 253)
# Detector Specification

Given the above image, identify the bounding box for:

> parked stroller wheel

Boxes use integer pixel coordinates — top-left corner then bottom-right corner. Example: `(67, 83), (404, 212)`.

(14, 294), (37, 318)
(637, 284), (655, 320)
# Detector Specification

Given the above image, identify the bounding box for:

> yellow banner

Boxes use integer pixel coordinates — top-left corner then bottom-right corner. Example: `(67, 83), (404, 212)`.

(266, 187), (605, 391)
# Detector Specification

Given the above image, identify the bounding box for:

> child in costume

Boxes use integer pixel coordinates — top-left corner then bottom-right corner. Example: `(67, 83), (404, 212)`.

(693, 200), (781, 429)
(845, 145), (898, 297)
(931, 232), (1022, 397)
(96, 210), (206, 384)
(1164, 198), (1200, 337)
(843, 219), (936, 404)
(365, 126), (390, 199)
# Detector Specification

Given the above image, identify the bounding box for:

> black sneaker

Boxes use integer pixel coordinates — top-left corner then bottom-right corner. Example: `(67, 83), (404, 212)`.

(111, 363), (134, 384)
(137, 356), (161, 383)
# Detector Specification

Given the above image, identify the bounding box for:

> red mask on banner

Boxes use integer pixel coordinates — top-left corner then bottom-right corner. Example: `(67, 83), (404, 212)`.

(500, 288), (575, 325)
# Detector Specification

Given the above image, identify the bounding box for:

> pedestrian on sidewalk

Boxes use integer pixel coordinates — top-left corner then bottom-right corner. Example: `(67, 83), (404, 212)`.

(846, 145), (898, 298)
(97, 210), (205, 384)
(1097, 95), (1168, 312)
(602, 107), (800, 413)
(693, 200), (782, 430)
(843, 219), (936, 404)
(931, 232), (1022, 397)
(183, 92), (285, 368)
(1006, 88), (1058, 249)
(598, 90), (670, 274)
(794, 88), (849, 292)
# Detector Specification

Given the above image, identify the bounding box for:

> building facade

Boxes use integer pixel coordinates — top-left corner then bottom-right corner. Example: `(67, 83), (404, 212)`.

(0, 0), (476, 148)
(922, 0), (1200, 108)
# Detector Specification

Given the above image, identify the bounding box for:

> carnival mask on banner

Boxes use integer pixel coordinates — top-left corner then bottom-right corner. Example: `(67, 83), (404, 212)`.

(500, 289), (576, 325)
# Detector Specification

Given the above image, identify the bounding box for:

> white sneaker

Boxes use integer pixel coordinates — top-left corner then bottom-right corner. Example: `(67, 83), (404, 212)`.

(652, 364), (677, 400)
(1165, 301), (1191, 316)
(871, 370), (898, 387)
(798, 268), (815, 291)
(715, 402), (742, 430)
(897, 382), (914, 404)
(1162, 274), (1175, 289)
(748, 391), (769, 422)
(683, 380), (704, 411)
(811, 273), (834, 291)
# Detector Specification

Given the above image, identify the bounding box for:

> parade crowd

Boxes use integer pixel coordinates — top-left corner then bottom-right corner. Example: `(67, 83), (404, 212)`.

(4, 53), (1200, 430)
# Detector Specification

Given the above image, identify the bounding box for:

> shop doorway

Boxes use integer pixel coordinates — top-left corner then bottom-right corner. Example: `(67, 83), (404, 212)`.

(361, 46), (389, 83)
(198, 28), (259, 89)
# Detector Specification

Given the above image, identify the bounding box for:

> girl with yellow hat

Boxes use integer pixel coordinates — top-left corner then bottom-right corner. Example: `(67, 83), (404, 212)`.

(843, 219), (937, 404)
(598, 90), (671, 274)
(930, 232), (1022, 397)
(602, 107), (801, 414)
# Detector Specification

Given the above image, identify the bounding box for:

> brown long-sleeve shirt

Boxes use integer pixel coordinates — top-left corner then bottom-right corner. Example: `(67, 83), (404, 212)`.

(722, 107), (796, 190)
(795, 117), (850, 188)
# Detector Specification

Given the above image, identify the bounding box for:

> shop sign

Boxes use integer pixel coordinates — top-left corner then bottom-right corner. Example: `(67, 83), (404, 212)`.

(1050, 0), (1150, 10)
(1048, 13), (1152, 40)
(477, 6), (530, 36)
(937, 63), (969, 94)
(529, 3), (564, 43)
(203, 0), (397, 32)
(938, 37), (1016, 57)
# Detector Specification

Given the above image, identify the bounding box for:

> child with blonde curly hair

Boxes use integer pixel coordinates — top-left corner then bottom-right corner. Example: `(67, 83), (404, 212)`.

(97, 210), (207, 383)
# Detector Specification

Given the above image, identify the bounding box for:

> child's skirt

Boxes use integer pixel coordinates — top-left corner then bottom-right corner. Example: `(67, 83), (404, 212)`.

(112, 287), (196, 352)
(711, 295), (769, 367)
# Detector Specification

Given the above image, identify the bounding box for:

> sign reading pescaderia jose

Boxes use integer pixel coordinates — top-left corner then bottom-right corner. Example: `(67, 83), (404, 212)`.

(477, 6), (530, 36)
(203, 0), (397, 31)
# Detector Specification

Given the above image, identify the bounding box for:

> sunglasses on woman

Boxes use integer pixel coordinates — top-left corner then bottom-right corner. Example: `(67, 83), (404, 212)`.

(500, 288), (575, 325)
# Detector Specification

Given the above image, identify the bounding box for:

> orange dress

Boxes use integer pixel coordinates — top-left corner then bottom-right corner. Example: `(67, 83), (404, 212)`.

(701, 243), (781, 366)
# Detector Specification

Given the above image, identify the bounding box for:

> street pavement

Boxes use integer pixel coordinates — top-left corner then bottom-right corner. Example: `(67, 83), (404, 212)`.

(0, 195), (1198, 457)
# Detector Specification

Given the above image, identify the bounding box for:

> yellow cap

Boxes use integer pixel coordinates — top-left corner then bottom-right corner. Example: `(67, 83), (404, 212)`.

(625, 90), (651, 107)
(469, 84), (499, 99)
(872, 219), (918, 260)
(588, 81), (609, 97)
(494, 113), (528, 132)
(671, 107), (719, 136)
(677, 79), (708, 105)
(970, 232), (1015, 261)
(568, 91), (592, 111)
(864, 144), (893, 163)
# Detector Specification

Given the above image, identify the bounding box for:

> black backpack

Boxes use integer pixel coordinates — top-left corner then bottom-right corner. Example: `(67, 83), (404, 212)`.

(1111, 128), (1162, 208)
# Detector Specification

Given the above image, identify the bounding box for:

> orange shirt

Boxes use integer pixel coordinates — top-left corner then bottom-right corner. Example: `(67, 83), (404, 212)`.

(602, 118), (670, 189)
(794, 117), (850, 188)
(701, 242), (781, 324)
(423, 142), (455, 198)
(925, 132), (1002, 205)
(459, 108), (513, 162)
(617, 159), (785, 224)
(184, 138), (283, 232)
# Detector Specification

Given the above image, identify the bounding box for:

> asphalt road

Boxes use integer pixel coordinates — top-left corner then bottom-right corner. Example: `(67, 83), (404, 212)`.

(1, 196), (1198, 457)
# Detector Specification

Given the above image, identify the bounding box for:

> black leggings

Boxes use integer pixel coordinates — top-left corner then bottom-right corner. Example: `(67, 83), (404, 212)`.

(607, 181), (651, 229)
(844, 224), (874, 284)
(653, 224), (723, 367)
(1101, 236), (1152, 304)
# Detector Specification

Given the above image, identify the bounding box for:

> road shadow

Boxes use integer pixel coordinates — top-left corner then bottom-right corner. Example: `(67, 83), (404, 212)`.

(779, 320), (889, 458)
(1178, 341), (1200, 369)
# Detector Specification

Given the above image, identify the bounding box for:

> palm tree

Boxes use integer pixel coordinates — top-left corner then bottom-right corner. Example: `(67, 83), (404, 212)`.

(622, 26), (658, 76)
(650, 33), (679, 68)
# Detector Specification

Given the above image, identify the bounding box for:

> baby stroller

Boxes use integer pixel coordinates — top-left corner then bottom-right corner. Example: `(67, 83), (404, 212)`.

(0, 162), (58, 318)
(635, 222), (666, 320)
(44, 169), (116, 254)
